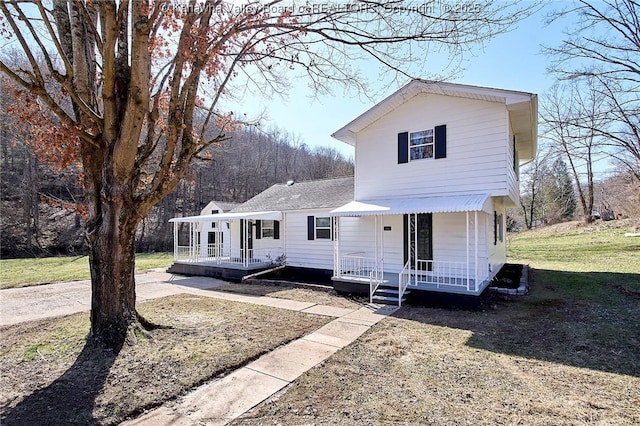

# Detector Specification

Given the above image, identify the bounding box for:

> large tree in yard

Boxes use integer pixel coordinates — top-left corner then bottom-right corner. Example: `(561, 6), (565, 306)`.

(0, 0), (536, 348)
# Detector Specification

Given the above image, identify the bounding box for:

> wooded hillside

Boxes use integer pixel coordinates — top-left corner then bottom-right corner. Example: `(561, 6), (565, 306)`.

(0, 125), (353, 257)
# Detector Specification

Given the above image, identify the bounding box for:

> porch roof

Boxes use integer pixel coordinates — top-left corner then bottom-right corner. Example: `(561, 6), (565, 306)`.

(169, 210), (282, 223)
(330, 194), (492, 217)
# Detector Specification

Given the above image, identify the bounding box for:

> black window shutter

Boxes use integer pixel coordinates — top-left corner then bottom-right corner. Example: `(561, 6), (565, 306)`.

(307, 216), (315, 240)
(513, 136), (517, 172)
(398, 132), (408, 164)
(240, 219), (244, 249)
(255, 220), (261, 239)
(494, 212), (498, 245)
(435, 125), (447, 159)
(274, 221), (280, 240)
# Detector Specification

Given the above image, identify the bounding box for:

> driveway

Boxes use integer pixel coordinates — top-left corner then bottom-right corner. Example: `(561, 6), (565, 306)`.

(0, 270), (228, 326)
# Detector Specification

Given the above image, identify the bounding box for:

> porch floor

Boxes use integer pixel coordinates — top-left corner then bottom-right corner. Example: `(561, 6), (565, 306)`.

(168, 260), (274, 282)
(172, 259), (273, 271)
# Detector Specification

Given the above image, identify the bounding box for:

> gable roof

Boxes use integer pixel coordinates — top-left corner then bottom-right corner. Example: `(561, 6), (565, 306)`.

(212, 201), (240, 212)
(231, 176), (354, 213)
(200, 200), (240, 215)
(331, 79), (538, 160)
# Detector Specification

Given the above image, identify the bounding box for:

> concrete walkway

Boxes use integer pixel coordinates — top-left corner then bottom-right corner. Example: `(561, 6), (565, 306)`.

(124, 303), (395, 426)
(0, 270), (397, 425)
(0, 270), (227, 326)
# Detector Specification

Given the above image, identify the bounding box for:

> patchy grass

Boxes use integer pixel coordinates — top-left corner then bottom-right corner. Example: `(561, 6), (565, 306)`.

(0, 294), (330, 425)
(509, 219), (640, 304)
(0, 252), (173, 289)
(216, 281), (367, 309)
(234, 220), (640, 425)
(508, 219), (640, 273)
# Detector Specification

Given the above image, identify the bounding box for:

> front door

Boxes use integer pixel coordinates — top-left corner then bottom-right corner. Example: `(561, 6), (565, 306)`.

(403, 213), (433, 270)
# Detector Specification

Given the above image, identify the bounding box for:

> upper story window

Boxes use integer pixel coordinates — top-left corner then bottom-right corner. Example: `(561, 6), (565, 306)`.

(398, 125), (446, 164)
(210, 209), (219, 228)
(410, 129), (434, 161)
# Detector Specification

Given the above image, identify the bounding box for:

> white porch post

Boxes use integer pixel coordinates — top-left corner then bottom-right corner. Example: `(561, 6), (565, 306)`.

(374, 215), (378, 265)
(193, 222), (198, 262)
(474, 211), (479, 292)
(223, 221), (230, 265)
(333, 217), (340, 277)
(188, 222), (193, 261)
(200, 221), (207, 260)
(466, 211), (470, 290)
(380, 215), (384, 263)
(243, 219), (248, 267)
(173, 221), (178, 261)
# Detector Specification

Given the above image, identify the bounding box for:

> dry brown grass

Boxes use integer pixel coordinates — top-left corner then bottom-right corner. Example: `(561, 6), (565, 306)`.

(0, 294), (331, 425)
(216, 281), (367, 309)
(235, 281), (640, 425)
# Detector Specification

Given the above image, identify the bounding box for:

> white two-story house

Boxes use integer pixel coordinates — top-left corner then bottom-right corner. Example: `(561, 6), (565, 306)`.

(169, 80), (537, 304)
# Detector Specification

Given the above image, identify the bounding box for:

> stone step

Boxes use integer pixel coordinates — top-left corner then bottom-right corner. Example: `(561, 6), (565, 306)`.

(372, 295), (406, 304)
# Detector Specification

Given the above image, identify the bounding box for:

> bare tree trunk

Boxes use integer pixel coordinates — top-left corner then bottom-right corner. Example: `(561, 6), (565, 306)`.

(88, 212), (137, 349)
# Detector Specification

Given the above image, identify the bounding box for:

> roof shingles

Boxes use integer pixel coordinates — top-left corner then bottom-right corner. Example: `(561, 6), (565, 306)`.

(231, 177), (354, 213)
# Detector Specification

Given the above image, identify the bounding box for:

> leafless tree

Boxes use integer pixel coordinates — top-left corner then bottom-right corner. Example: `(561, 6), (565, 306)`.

(541, 81), (610, 223)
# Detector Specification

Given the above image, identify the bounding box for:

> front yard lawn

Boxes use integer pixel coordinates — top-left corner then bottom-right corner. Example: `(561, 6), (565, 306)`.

(233, 220), (640, 425)
(0, 252), (174, 289)
(0, 294), (331, 425)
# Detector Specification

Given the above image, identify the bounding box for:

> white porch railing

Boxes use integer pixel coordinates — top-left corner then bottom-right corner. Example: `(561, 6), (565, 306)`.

(174, 245), (283, 267)
(369, 257), (384, 303)
(335, 255), (490, 295)
(175, 245), (194, 262)
(398, 260), (411, 306)
(338, 253), (376, 280)
(411, 258), (489, 292)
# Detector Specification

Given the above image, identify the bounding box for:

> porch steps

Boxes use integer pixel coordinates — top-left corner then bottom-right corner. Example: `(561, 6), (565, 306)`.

(372, 285), (410, 305)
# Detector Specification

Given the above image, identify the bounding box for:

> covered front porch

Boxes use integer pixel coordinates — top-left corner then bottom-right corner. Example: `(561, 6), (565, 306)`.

(169, 211), (283, 272)
(330, 194), (496, 304)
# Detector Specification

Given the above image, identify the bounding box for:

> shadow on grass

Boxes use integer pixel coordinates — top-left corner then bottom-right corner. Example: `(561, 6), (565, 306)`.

(2, 341), (120, 425)
(394, 268), (640, 378)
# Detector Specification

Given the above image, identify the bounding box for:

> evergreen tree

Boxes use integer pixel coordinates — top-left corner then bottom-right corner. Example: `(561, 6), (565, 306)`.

(544, 158), (576, 223)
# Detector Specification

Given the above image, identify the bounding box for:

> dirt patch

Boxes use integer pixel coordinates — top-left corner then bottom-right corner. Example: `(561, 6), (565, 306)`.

(0, 294), (331, 425)
(609, 283), (640, 299)
(216, 281), (367, 309)
(490, 263), (523, 289)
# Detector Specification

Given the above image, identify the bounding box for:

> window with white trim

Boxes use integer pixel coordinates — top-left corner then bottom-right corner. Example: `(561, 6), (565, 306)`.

(261, 220), (275, 238)
(315, 217), (331, 239)
(409, 129), (434, 161)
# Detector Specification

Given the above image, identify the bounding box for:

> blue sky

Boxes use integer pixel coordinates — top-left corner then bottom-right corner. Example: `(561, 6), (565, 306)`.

(228, 2), (580, 161)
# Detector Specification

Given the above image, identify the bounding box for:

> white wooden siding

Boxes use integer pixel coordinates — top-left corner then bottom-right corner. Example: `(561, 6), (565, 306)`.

(433, 212), (488, 277)
(283, 210), (335, 270)
(251, 222), (285, 260)
(355, 93), (510, 200)
(337, 216), (405, 272)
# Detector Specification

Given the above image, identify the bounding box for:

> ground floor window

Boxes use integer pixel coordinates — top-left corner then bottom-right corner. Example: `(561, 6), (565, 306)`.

(261, 220), (275, 238)
(315, 217), (331, 239)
